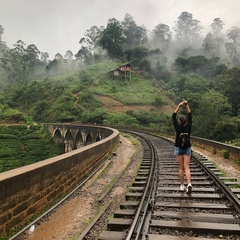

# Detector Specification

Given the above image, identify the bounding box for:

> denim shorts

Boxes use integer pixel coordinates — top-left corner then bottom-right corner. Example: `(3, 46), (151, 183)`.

(174, 147), (192, 156)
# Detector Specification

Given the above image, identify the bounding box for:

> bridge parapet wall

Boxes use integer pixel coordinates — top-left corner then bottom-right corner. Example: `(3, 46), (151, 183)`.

(0, 125), (119, 236)
(191, 136), (240, 161)
(154, 131), (240, 161)
(120, 128), (240, 161)
(157, 132), (240, 161)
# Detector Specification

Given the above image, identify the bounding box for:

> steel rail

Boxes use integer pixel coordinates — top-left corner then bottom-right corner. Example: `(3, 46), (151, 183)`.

(157, 134), (240, 215)
(154, 133), (240, 214)
(77, 138), (143, 239)
(77, 201), (112, 240)
(192, 154), (240, 215)
(124, 132), (157, 240)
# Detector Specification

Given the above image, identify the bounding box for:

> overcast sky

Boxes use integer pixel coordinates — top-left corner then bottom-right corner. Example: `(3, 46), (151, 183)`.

(1, 0), (240, 59)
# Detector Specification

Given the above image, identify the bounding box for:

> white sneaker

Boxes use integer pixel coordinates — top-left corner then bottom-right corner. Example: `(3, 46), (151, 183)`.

(180, 184), (185, 191)
(186, 183), (192, 194)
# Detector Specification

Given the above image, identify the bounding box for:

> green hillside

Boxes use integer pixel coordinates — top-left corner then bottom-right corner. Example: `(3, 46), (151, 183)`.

(45, 60), (174, 107)
(1, 60), (174, 130)
(0, 57), (240, 145)
(0, 60), (175, 173)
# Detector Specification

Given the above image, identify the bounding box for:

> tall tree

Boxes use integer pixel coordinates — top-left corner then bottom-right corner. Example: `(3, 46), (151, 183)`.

(203, 33), (217, 57)
(82, 26), (104, 55)
(46, 53), (67, 76)
(64, 50), (74, 61)
(0, 40), (27, 83)
(23, 44), (40, 79)
(203, 32), (225, 58)
(225, 26), (240, 66)
(63, 50), (76, 71)
(40, 52), (49, 62)
(203, 18), (225, 58)
(75, 44), (93, 65)
(210, 18), (225, 37)
(214, 67), (240, 116)
(174, 11), (203, 49)
(0, 39), (49, 85)
(151, 23), (172, 52)
(194, 90), (232, 140)
(121, 13), (147, 49)
(99, 18), (125, 59)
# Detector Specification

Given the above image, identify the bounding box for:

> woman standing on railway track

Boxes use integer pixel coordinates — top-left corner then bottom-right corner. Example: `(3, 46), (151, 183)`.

(172, 99), (192, 194)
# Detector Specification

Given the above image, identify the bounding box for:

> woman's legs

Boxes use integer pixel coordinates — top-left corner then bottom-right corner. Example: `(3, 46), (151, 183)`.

(183, 155), (191, 184)
(176, 154), (191, 185)
(175, 148), (192, 192)
(176, 155), (184, 185)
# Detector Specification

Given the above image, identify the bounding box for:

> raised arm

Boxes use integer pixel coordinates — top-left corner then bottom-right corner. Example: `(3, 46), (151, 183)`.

(174, 100), (186, 113)
(185, 101), (191, 113)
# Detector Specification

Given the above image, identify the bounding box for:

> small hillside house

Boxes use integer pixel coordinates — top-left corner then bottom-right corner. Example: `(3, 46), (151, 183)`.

(108, 63), (132, 80)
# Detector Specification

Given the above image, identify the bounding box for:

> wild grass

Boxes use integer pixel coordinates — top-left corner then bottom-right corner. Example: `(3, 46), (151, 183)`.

(93, 73), (159, 105)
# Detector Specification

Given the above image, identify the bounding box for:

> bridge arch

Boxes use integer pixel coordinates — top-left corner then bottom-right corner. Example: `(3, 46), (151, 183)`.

(46, 124), (114, 152)
(96, 133), (101, 142)
(64, 130), (74, 152)
(75, 131), (84, 149)
(86, 132), (93, 145)
(53, 128), (63, 143)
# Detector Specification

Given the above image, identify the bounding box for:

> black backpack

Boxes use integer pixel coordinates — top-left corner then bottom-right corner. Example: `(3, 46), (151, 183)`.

(179, 128), (190, 148)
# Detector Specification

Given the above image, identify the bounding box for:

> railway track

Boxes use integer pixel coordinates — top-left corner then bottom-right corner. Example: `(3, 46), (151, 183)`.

(9, 133), (142, 240)
(8, 130), (240, 240)
(98, 131), (240, 240)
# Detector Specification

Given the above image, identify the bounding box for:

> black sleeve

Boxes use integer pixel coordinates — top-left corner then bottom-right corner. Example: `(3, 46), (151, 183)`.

(172, 112), (178, 132)
(187, 112), (192, 134)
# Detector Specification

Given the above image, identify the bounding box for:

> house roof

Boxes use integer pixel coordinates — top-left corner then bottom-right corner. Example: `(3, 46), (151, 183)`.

(107, 62), (132, 73)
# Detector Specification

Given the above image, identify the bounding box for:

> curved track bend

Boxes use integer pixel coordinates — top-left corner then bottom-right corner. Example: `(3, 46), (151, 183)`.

(98, 131), (240, 240)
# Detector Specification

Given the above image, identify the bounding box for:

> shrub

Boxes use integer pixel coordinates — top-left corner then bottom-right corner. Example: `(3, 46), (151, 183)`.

(221, 149), (229, 159)
(81, 108), (109, 124)
(154, 97), (164, 107)
(211, 148), (216, 154)
(104, 112), (139, 127)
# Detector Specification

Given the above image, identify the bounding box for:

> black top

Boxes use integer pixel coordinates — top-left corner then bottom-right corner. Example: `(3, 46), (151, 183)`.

(172, 112), (192, 148)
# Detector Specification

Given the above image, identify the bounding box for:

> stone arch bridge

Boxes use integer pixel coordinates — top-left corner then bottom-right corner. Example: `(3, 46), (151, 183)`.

(45, 124), (113, 152)
(1, 124), (119, 235)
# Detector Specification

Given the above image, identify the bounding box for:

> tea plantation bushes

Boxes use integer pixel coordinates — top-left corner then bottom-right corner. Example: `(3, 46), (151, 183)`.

(0, 125), (62, 172)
